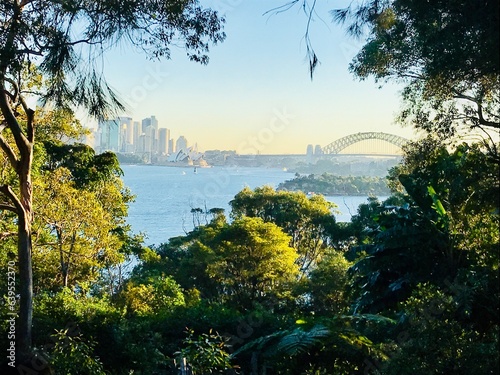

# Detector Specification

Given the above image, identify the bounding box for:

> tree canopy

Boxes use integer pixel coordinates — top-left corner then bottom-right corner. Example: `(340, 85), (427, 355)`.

(334, 0), (499, 137)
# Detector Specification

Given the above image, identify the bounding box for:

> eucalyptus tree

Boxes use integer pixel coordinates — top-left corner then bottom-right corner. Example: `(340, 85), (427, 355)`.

(0, 0), (225, 361)
(334, 0), (500, 141)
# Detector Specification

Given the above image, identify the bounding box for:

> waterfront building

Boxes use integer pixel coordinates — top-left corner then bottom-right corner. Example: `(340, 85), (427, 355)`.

(158, 128), (170, 155)
(176, 135), (188, 153)
(98, 119), (119, 152)
(306, 144), (314, 156)
(133, 121), (140, 151)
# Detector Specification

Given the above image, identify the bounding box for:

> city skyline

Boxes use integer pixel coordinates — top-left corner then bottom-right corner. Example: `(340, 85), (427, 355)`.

(93, 113), (407, 157)
(82, 0), (418, 154)
(95, 115), (190, 156)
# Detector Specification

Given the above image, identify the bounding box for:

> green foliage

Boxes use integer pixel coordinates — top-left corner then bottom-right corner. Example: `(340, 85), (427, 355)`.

(348, 139), (499, 315)
(0, 0), (225, 365)
(149, 215), (299, 310)
(35, 107), (90, 143)
(382, 284), (499, 375)
(232, 315), (394, 375)
(348, 198), (453, 313)
(336, 0), (499, 137)
(306, 248), (353, 315)
(230, 186), (338, 274)
(177, 328), (232, 374)
(110, 317), (167, 374)
(32, 167), (130, 290)
(207, 217), (299, 309)
(121, 276), (185, 317)
(116, 152), (145, 165)
(43, 141), (122, 189)
(49, 329), (106, 375)
(34, 288), (121, 327)
(278, 173), (391, 196)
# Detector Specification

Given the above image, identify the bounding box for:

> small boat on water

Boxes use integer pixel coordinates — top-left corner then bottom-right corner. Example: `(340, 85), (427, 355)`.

(194, 167), (198, 174)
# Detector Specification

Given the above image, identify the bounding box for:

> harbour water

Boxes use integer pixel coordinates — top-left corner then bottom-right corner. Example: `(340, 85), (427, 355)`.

(121, 165), (380, 246)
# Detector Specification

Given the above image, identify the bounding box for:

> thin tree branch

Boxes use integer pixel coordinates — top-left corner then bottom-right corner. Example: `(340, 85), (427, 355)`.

(0, 204), (18, 213)
(4, 76), (19, 102)
(0, 133), (19, 170)
(0, 185), (23, 215)
(452, 90), (500, 129)
(0, 231), (16, 240)
(0, 79), (30, 155)
(477, 103), (500, 129)
(15, 48), (43, 56)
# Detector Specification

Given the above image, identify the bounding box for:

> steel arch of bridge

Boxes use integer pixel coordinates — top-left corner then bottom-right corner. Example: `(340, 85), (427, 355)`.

(322, 132), (408, 154)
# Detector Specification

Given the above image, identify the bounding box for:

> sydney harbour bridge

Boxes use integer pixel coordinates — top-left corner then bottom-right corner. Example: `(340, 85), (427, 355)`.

(319, 132), (408, 156)
(234, 132), (409, 167)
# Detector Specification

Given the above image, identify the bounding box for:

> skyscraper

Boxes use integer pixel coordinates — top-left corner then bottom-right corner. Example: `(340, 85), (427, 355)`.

(98, 119), (119, 152)
(176, 136), (188, 153)
(158, 128), (170, 155)
(133, 121), (140, 151)
(117, 116), (132, 152)
(141, 117), (151, 133)
(306, 144), (314, 156)
(141, 116), (159, 153)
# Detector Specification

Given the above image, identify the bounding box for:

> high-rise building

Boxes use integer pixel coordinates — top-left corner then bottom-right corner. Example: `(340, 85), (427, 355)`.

(314, 145), (323, 155)
(144, 125), (156, 153)
(168, 138), (174, 154)
(141, 116), (160, 153)
(133, 121), (140, 151)
(115, 117), (131, 152)
(98, 119), (119, 152)
(141, 117), (151, 133)
(176, 136), (188, 153)
(158, 128), (170, 155)
(306, 144), (314, 156)
(151, 115), (158, 131)
(117, 116), (133, 147)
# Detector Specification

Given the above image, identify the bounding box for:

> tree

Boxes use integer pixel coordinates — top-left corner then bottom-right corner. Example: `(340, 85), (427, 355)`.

(307, 248), (352, 315)
(152, 215), (299, 310)
(32, 168), (126, 290)
(230, 186), (338, 275)
(332, 0), (499, 140)
(121, 275), (185, 317)
(0, 0), (224, 361)
(177, 328), (233, 375)
(208, 217), (299, 309)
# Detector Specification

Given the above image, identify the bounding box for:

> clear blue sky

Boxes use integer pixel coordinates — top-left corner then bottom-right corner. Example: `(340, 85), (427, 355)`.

(93, 0), (416, 154)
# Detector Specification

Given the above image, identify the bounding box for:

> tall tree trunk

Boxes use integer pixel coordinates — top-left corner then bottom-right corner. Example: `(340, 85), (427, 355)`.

(17, 145), (34, 362)
(17, 213), (33, 362)
(0, 65), (35, 362)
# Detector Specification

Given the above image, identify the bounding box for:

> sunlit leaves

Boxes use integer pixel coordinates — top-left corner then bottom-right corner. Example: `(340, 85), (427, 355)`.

(122, 276), (185, 316)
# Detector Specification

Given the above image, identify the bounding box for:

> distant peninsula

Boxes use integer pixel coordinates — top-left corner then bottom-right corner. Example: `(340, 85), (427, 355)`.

(277, 173), (391, 196)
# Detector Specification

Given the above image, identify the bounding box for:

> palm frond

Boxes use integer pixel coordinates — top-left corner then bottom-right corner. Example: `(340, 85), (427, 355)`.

(276, 325), (330, 356)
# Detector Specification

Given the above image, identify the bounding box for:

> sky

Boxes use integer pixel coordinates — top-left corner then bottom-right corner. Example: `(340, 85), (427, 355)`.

(89, 0), (417, 154)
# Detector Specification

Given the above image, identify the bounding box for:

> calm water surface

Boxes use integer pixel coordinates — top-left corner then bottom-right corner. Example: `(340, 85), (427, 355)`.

(121, 165), (378, 246)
